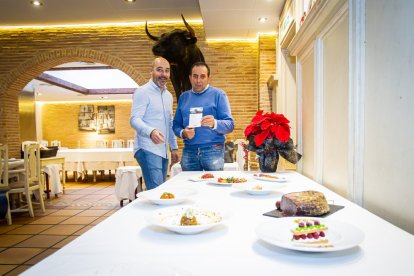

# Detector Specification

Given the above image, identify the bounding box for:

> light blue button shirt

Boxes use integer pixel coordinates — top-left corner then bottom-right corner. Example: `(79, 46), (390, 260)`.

(130, 80), (178, 159)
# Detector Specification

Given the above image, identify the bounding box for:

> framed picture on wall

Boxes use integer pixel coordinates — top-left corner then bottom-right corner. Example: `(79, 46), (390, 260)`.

(78, 105), (96, 131)
(80, 105), (94, 113)
(97, 105), (115, 134)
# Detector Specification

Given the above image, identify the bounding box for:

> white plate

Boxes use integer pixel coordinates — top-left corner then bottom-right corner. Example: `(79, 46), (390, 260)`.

(146, 206), (225, 234)
(139, 188), (197, 206)
(188, 173), (216, 182)
(207, 177), (248, 186)
(253, 173), (287, 182)
(235, 183), (284, 195)
(256, 217), (365, 252)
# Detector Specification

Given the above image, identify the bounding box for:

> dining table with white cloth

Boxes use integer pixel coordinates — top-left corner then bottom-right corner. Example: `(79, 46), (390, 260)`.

(56, 148), (136, 175)
(23, 171), (413, 276)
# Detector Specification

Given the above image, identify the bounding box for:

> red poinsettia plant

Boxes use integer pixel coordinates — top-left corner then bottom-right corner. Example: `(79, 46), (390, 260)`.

(244, 110), (291, 148)
(244, 110), (301, 170)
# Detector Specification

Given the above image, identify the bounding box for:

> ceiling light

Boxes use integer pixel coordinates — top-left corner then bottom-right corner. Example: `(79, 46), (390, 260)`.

(258, 17), (268, 23)
(30, 0), (43, 6)
(124, 0), (136, 2)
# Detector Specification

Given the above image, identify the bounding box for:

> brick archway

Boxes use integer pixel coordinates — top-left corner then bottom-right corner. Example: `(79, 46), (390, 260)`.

(0, 47), (147, 157)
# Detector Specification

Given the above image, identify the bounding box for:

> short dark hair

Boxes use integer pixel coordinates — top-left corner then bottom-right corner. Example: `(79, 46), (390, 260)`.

(190, 61), (210, 77)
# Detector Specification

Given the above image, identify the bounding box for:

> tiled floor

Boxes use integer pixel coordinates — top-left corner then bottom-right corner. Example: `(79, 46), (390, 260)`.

(0, 181), (121, 275)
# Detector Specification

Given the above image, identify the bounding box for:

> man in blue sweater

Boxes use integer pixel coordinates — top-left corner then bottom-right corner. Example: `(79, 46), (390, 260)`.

(173, 62), (234, 171)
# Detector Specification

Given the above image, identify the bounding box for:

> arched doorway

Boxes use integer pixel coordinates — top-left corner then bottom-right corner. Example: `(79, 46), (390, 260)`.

(0, 48), (146, 157)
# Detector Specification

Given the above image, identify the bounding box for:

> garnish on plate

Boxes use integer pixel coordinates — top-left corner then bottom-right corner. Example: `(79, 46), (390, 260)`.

(290, 219), (332, 247)
(252, 185), (263, 190)
(254, 173), (279, 179)
(201, 173), (214, 179)
(180, 208), (198, 226)
(160, 192), (175, 199)
(217, 177), (247, 183)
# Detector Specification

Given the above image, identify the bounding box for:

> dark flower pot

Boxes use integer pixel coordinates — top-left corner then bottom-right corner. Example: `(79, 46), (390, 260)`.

(258, 150), (279, 173)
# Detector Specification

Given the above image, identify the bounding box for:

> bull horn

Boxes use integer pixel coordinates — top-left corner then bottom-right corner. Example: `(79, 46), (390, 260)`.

(145, 21), (159, 41)
(181, 14), (196, 38)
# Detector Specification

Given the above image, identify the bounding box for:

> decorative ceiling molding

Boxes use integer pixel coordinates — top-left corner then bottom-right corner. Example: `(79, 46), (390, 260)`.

(47, 66), (114, 71)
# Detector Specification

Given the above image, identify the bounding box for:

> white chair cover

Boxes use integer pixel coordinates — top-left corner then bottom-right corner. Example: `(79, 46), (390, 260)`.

(43, 164), (63, 196)
(115, 166), (142, 201)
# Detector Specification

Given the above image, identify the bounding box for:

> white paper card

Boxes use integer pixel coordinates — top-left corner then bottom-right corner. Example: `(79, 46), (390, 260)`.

(188, 107), (203, 128)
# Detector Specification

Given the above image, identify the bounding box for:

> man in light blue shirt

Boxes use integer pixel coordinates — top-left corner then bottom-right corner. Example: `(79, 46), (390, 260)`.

(130, 57), (179, 190)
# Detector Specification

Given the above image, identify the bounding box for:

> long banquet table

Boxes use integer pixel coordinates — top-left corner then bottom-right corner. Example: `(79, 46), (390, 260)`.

(23, 171), (413, 275)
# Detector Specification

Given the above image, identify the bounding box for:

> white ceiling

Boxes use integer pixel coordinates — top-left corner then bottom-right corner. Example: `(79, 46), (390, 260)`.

(2, 0), (285, 101)
(0, 0), (284, 39)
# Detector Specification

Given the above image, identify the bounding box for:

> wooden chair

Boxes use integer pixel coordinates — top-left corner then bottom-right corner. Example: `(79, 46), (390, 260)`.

(96, 140), (109, 148)
(39, 140), (48, 147)
(127, 139), (134, 148)
(50, 140), (61, 147)
(111, 140), (124, 148)
(0, 144), (12, 225)
(9, 143), (45, 217)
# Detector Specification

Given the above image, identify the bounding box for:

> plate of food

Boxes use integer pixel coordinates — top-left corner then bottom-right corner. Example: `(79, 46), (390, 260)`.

(235, 183), (284, 195)
(146, 206), (225, 234)
(256, 217), (364, 252)
(208, 176), (248, 186)
(139, 188), (197, 206)
(253, 173), (287, 182)
(188, 172), (215, 182)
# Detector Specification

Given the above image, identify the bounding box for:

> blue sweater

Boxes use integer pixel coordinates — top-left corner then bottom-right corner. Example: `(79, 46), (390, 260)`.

(173, 86), (234, 148)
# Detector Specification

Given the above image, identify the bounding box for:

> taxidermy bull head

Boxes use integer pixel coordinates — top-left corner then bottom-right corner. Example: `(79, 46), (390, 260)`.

(146, 14), (205, 99)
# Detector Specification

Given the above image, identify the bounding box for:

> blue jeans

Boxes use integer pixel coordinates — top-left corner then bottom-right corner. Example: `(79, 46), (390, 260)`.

(135, 149), (168, 190)
(181, 144), (224, 171)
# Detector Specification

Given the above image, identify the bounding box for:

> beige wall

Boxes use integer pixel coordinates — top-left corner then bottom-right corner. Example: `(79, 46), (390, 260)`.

(301, 51), (314, 179)
(364, 0), (414, 233)
(40, 101), (135, 149)
(0, 22), (276, 157)
(322, 14), (349, 196)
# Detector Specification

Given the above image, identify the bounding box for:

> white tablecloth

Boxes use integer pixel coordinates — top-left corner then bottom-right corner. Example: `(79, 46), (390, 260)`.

(57, 148), (135, 173)
(23, 171), (414, 276)
(169, 162), (240, 178)
(115, 166), (142, 201)
(43, 164), (63, 196)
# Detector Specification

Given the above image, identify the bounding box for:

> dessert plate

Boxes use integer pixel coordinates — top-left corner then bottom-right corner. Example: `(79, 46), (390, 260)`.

(146, 206), (225, 234)
(256, 217), (364, 252)
(139, 188), (196, 206)
(253, 173), (287, 182)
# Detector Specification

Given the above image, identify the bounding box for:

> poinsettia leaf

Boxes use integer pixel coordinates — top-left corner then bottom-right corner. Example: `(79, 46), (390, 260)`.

(271, 113), (290, 125)
(269, 124), (278, 136)
(244, 124), (255, 137)
(251, 115), (267, 124)
(275, 124), (290, 143)
(261, 119), (271, 130)
(254, 129), (269, 147)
